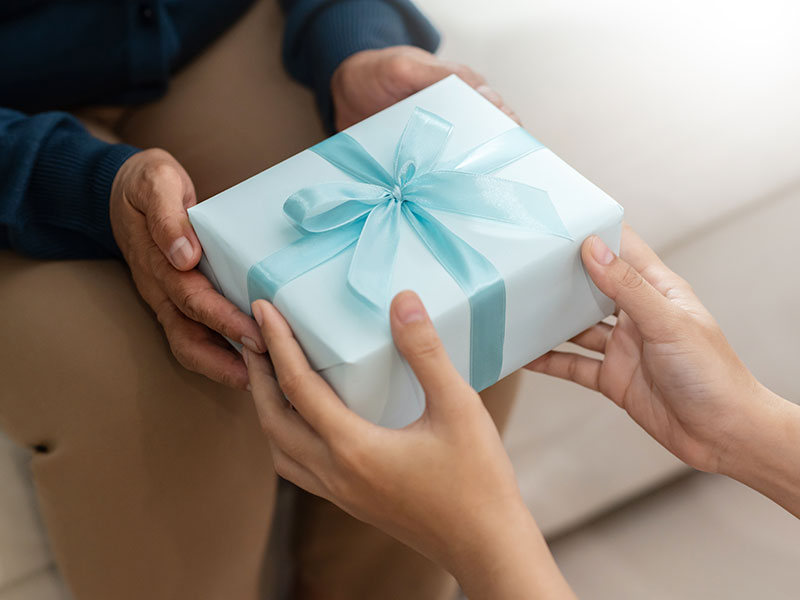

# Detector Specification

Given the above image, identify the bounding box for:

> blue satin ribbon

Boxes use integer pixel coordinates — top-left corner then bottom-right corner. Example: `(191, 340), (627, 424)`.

(248, 107), (570, 391)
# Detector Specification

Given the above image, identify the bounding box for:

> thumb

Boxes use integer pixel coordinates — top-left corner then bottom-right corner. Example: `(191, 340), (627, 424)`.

(390, 291), (471, 406)
(582, 235), (679, 340)
(136, 154), (201, 271)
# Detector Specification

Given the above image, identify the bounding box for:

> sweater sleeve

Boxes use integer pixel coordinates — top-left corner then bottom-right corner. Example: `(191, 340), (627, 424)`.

(0, 107), (139, 259)
(279, 0), (440, 131)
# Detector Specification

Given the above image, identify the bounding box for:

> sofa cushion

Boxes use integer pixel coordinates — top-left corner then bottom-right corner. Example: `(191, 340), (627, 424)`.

(0, 432), (59, 595)
(417, 0), (800, 250)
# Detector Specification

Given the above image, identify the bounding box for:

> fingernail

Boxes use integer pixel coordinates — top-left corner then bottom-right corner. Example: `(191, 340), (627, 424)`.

(242, 348), (250, 366)
(251, 302), (264, 327)
(394, 292), (425, 324)
(168, 236), (193, 269)
(246, 384), (252, 392)
(591, 236), (615, 265)
(476, 84), (492, 96)
(241, 336), (260, 353)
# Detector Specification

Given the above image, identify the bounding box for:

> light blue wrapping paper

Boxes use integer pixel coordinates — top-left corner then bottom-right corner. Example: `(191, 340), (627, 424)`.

(189, 75), (623, 427)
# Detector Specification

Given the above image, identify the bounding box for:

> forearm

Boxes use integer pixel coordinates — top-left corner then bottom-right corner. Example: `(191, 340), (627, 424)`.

(279, 0), (439, 130)
(447, 505), (575, 600)
(719, 384), (800, 518)
(0, 107), (137, 258)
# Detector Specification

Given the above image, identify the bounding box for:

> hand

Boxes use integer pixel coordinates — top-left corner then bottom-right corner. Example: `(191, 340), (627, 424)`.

(110, 149), (265, 389)
(528, 224), (763, 473)
(244, 292), (574, 599)
(330, 46), (519, 131)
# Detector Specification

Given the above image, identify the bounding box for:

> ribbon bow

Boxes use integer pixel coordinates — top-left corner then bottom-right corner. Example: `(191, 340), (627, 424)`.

(248, 107), (570, 390)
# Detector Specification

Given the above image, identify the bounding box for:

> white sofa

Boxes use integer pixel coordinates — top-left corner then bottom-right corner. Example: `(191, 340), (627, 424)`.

(2, 0), (798, 596)
(416, 0), (800, 535)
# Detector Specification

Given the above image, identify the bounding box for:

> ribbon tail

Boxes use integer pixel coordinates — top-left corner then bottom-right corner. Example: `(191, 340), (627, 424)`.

(403, 203), (505, 391)
(406, 172), (571, 239)
(348, 201), (401, 311)
(441, 126), (545, 174)
(247, 220), (365, 302)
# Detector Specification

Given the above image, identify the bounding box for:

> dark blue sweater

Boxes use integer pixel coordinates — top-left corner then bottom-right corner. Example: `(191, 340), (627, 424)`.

(0, 0), (439, 259)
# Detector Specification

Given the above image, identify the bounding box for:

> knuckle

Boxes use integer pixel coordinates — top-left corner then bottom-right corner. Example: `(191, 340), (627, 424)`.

(409, 328), (441, 361)
(677, 276), (695, 296)
(217, 369), (240, 390)
(148, 210), (177, 240)
(257, 411), (275, 437)
(386, 54), (414, 81)
(180, 287), (206, 319)
(272, 454), (292, 480)
(277, 370), (305, 398)
(455, 64), (482, 84)
(566, 356), (580, 381)
(453, 64), (471, 79)
(619, 264), (645, 292)
(143, 157), (180, 185)
(170, 340), (195, 372)
(154, 298), (178, 328)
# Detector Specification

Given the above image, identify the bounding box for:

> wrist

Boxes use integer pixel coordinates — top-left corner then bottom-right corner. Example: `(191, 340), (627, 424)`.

(716, 383), (800, 516)
(445, 499), (573, 600)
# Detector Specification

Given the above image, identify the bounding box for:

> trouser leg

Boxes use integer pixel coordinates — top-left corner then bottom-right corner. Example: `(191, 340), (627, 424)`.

(0, 252), (275, 600)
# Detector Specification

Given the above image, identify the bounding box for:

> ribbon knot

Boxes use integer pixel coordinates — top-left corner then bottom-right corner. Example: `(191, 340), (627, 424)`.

(390, 185), (404, 204)
(248, 107), (571, 391)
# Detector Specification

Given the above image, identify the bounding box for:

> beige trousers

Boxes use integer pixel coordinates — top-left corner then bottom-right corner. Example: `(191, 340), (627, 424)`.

(0, 2), (519, 598)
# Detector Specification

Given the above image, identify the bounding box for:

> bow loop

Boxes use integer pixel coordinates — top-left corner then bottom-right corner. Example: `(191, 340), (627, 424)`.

(285, 182), (391, 233)
(394, 107), (453, 185)
(311, 133), (394, 188)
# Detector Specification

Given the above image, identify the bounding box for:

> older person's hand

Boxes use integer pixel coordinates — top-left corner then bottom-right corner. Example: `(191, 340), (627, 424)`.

(110, 148), (264, 389)
(330, 45), (519, 130)
(243, 292), (574, 600)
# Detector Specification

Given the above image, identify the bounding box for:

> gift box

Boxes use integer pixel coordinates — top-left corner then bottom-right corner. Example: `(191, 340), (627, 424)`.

(188, 75), (623, 427)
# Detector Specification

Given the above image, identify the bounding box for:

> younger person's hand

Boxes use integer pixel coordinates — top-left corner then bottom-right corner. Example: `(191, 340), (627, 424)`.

(244, 293), (574, 600)
(528, 225), (766, 473)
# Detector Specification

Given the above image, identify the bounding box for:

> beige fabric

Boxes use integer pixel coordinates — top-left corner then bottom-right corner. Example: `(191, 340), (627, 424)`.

(0, 251), (275, 600)
(0, 1), (518, 598)
(0, 434), (56, 594)
(549, 472), (800, 599)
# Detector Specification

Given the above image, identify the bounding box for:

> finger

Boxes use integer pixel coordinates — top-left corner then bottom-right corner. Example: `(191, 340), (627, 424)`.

(525, 351), (601, 391)
(569, 322), (613, 353)
(268, 442), (329, 499)
(129, 155), (201, 271)
(403, 56), (486, 92)
(245, 347), (330, 467)
(474, 85), (522, 124)
(439, 61), (487, 89)
(390, 291), (471, 406)
(619, 224), (692, 299)
(476, 84), (505, 109)
(158, 263), (265, 353)
(504, 107), (523, 125)
(157, 300), (250, 389)
(582, 235), (680, 341)
(251, 300), (364, 438)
